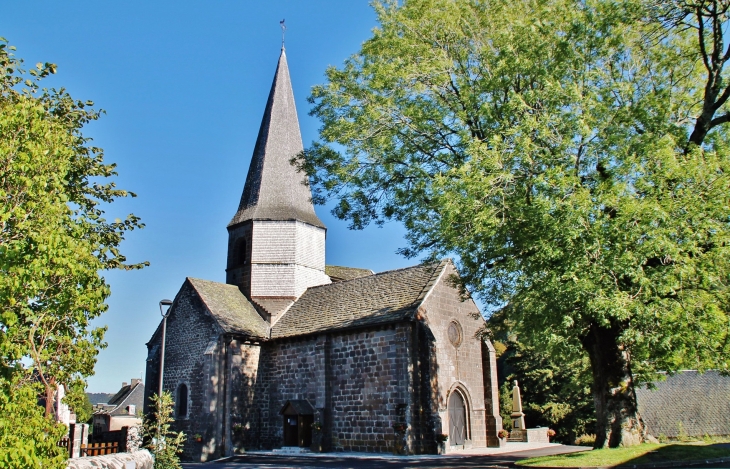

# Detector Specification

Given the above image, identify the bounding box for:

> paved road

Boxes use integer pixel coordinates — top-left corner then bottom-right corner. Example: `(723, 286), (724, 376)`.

(182, 445), (588, 469)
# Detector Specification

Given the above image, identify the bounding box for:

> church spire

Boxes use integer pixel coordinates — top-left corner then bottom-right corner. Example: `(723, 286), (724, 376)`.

(229, 48), (324, 229)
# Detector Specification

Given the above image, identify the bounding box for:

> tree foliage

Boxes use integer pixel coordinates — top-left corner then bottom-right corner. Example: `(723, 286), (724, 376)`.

(0, 378), (67, 468)
(497, 339), (595, 444)
(0, 37), (146, 466)
(144, 392), (185, 469)
(64, 382), (93, 424)
(299, 0), (730, 448)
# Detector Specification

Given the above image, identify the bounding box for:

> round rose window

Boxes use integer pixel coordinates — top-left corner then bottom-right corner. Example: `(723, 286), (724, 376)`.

(447, 320), (463, 347)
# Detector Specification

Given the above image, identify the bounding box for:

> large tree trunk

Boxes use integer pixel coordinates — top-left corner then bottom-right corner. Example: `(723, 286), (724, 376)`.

(580, 322), (644, 448)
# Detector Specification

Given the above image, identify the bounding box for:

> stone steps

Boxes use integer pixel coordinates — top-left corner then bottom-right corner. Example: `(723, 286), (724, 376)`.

(272, 446), (312, 454)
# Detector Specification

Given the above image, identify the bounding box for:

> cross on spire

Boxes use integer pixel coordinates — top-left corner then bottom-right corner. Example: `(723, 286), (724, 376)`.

(280, 19), (286, 48)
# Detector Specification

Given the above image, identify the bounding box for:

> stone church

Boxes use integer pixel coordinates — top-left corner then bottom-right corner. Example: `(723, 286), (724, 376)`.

(144, 48), (502, 462)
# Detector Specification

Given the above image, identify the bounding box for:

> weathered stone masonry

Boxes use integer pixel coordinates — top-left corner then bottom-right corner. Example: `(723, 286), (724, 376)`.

(228, 324), (415, 454)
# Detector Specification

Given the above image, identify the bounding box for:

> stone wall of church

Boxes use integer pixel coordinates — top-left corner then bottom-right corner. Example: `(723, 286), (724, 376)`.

(235, 324), (412, 453)
(419, 263), (496, 449)
(227, 341), (267, 452)
(145, 281), (226, 463)
(246, 336), (318, 450)
(327, 324), (411, 453)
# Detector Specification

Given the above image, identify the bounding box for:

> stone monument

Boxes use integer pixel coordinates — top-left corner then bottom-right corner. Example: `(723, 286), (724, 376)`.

(509, 380), (527, 441)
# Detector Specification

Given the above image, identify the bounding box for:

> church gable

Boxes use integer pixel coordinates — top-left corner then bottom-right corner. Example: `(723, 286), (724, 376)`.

(270, 261), (447, 339)
(187, 277), (269, 339)
(417, 261), (498, 448)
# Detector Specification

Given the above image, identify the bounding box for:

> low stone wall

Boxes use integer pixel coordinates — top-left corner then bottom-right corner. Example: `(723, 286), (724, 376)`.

(66, 449), (153, 469)
(526, 428), (550, 443)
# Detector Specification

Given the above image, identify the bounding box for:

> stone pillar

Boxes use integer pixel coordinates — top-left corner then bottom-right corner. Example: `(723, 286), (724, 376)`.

(481, 341), (503, 447)
(125, 425), (143, 452)
(68, 423), (88, 458)
(314, 335), (331, 451)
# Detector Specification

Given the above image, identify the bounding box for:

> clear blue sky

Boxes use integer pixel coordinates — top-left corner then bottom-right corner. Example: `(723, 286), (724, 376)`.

(2, 1), (415, 393)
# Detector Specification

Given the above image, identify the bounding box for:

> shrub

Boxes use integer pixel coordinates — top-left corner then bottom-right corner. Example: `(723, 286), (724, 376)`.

(575, 434), (596, 446)
(144, 392), (185, 469)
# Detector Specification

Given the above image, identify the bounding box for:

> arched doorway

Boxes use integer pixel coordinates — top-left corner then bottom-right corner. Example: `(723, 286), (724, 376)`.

(449, 390), (467, 446)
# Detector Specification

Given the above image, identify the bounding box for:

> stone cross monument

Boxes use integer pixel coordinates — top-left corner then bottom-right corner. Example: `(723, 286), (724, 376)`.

(511, 380), (526, 430)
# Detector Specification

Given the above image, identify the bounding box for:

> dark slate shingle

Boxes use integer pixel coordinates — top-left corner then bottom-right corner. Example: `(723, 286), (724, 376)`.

(229, 49), (324, 229)
(188, 278), (269, 339)
(107, 385), (132, 407)
(282, 399), (315, 415)
(636, 370), (730, 438)
(271, 261), (447, 339)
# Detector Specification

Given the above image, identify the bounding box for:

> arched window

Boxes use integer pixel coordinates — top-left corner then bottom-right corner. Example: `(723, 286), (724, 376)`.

(176, 383), (188, 418)
(234, 237), (248, 267)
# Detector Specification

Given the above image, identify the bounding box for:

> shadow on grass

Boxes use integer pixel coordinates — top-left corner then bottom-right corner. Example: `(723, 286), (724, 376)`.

(517, 442), (730, 468)
(624, 442), (730, 465)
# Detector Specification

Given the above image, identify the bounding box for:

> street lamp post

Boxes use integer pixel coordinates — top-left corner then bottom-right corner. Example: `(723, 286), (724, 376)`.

(158, 299), (173, 398)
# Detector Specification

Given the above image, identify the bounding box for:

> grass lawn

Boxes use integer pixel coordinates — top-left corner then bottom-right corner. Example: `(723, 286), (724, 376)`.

(516, 442), (730, 467)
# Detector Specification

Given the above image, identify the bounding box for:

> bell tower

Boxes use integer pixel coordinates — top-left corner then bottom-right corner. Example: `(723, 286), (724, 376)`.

(226, 48), (330, 323)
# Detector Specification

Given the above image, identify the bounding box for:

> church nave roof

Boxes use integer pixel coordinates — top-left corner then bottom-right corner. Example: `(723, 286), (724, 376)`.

(271, 260), (448, 339)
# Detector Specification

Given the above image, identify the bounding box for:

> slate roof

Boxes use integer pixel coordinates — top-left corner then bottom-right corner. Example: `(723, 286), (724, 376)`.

(229, 48), (324, 229)
(107, 384), (134, 407)
(188, 278), (269, 339)
(271, 261), (447, 339)
(325, 265), (374, 282)
(94, 380), (144, 416)
(636, 370), (730, 438)
(281, 399), (315, 415)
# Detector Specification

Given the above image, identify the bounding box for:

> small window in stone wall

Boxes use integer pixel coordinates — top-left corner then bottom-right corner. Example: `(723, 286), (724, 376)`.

(176, 383), (188, 418)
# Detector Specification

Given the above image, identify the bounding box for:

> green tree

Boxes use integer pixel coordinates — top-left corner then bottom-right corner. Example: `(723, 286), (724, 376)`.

(500, 339), (595, 444)
(144, 392), (185, 469)
(0, 378), (67, 468)
(298, 0), (730, 447)
(0, 37), (145, 467)
(63, 382), (94, 424)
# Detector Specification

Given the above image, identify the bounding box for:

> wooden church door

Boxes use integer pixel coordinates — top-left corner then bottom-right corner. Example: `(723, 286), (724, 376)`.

(281, 400), (314, 447)
(283, 416), (298, 446)
(449, 391), (466, 446)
